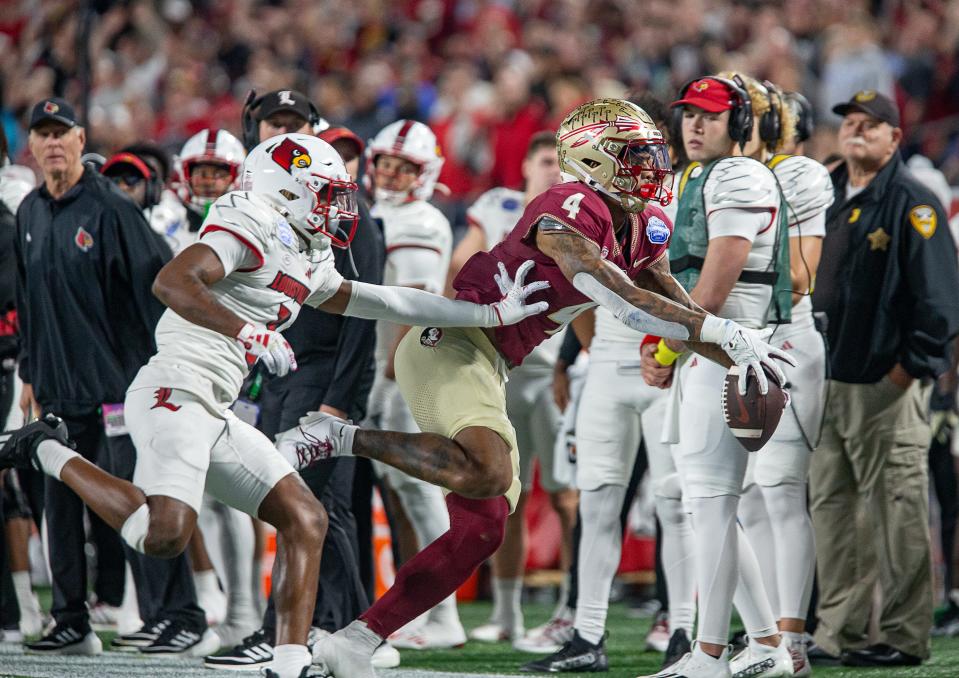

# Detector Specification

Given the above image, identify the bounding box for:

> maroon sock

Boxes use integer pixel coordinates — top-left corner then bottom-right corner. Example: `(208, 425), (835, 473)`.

(360, 493), (508, 638)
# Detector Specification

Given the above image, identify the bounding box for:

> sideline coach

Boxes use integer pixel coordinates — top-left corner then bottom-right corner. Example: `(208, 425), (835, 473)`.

(811, 90), (959, 667)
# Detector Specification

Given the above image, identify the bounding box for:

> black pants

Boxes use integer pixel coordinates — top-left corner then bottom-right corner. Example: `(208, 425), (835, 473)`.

(930, 418), (958, 596)
(259, 381), (370, 634)
(0, 368), (19, 629)
(46, 411), (203, 630)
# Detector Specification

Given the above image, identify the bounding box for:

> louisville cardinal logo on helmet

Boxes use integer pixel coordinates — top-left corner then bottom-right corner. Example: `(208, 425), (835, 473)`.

(270, 137), (312, 174)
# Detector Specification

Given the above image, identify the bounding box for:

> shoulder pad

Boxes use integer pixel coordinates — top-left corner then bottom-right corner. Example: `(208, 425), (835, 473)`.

(531, 183), (609, 240)
(704, 157), (779, 213)
(468, 188), (524, 225)
(770, 155), (835, 225)
(383, 201), (452, 249)
(201, 192), (278, 249)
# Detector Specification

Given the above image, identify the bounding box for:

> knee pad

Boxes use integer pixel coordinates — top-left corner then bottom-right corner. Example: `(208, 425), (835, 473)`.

(653, 472), (683, 501)
(120, 503), (151, 554)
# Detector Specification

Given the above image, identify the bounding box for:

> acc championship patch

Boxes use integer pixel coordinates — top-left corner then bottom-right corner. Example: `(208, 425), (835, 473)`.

(909, 205), (937, 239)
(420, 327), (443, 347)
(646, 216), (670, 245)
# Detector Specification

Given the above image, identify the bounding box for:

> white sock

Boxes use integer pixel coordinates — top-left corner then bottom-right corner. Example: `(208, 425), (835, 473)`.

(733, 524), (779, 639)
(217, 502), (258, 628)
(573, 484), (626, 645)
(342, 620), (383, 654)
(783, 630), (804, 648)
(35, 439), (80, 480)
(491, 577), (523, 632)
(688, 495), (739, 646)
(762, 481), (815, 620)
(551, 575), (572, 620)
(655, 495), (696, 637)
(271, 644), (310, 678)
(194, 569), (220, 597)
(12, 571), (41, 618)
(737, 483), (779, 614)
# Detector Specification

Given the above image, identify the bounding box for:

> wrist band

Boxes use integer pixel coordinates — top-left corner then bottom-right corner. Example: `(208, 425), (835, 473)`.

(654, 338), (682, 366)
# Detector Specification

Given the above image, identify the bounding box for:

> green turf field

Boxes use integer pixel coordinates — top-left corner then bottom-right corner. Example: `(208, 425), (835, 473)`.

(3, 599), (959, 676)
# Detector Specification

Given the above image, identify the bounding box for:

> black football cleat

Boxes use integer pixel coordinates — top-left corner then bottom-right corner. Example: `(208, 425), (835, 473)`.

(0, 414), (72, 470)
(661, 627), (691, 669)
(520, 630), (609, 672)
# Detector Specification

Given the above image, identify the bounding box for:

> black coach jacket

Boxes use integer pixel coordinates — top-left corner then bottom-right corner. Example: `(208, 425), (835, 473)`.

(813, 152), (959, 383)
(15, 167), (172, 416)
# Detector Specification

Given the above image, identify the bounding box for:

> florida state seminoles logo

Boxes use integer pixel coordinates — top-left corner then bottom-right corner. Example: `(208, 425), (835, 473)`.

(270, 137), (312, 174)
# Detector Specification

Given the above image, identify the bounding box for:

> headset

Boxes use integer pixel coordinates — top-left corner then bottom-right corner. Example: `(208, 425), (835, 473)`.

(785, 91), (814, 143)
(672, 74), (754, 150)
(759, 80), (783, 150)
(102, 152), (163, 209)
(241, 89), (324, 151)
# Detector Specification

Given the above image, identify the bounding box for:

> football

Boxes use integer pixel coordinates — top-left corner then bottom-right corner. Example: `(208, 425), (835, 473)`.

(722, 364), (789, 452)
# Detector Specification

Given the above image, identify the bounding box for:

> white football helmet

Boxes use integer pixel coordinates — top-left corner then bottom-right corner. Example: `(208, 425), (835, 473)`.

(175, 128), (246, 212)
(364, 119), (444, 204)
(240, 133), (359, 250)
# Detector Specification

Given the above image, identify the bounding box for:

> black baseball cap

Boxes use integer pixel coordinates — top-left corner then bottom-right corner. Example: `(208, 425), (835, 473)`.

(255, 90), (313, 123)
(832, 90), (900, 127)
(29, 97), (79, 130)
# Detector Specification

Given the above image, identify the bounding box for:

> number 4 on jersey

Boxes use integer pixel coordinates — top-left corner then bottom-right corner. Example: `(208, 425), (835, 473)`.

(561, 192), (585, 220)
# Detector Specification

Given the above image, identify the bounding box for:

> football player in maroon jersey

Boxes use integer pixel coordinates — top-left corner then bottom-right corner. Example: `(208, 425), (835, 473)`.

(278, 99), (794, 677)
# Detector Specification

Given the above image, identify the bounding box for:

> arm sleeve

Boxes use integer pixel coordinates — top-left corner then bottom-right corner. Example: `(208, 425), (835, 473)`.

(900, 200), (959, 378)
(197, 229), (260, 276)
(322, 210), (384, 414)
(707, 207), (771, 242)
(344, 281), (498, 327)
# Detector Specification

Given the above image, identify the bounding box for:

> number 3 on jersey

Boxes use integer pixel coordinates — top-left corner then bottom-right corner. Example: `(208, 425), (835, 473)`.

(561, 192), (585, 220)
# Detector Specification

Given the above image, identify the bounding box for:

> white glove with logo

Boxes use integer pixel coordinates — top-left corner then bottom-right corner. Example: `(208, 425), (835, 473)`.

(700, 316), (795, 395)
(235, 323), (298, 377)
(489, 260), (550, 326)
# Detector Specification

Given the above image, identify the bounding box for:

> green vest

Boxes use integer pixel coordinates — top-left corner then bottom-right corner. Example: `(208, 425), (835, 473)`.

(669, 159), (792, 324)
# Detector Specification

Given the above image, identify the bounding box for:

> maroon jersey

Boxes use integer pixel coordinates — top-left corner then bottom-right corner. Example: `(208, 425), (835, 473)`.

(453, 182), (672, 366)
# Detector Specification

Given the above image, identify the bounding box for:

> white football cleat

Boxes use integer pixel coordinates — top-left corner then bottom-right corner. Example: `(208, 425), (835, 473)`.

(312, 623), (377, 678)
(389, 620), (466, 649)
(512, 607), (574, 654)
(785, 634), (811, 677)
(645, 610), (670, 652)
(371, 641), (401, 669)
(729, 638), (794, 678)
(275, 411), (355, 471)
(469, 621), (522, 643)
(637, 642), (731, 677)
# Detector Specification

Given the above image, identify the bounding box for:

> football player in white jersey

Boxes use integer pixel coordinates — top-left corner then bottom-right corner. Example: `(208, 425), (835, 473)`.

(720, 76), (833, 677)
(0, 133), (548, 678)
(447, 132), (577, 650)
(363, 119), (466, 650)
(639, 76), (795, 678)
(175, 128), (246, 234)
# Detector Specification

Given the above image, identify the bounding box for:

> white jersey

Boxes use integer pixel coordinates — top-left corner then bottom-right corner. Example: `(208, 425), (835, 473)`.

(372, 199), (453, 362)
(0, 163), (36, 214)
(703, 156), (781, 328)
(769, 154), (834, 325)
(467, 187), (525, 247)
(148, 189), (194, 255)
(468, 186), (562, 367)
(132, 191), (342, 408)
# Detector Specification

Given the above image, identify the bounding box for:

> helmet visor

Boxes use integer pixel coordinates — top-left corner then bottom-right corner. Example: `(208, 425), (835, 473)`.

(306, 175), (360, 248)
(616, 140), (674, 206)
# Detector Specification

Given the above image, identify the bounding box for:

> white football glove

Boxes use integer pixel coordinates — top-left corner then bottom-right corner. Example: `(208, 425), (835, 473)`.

(235, 322), (298, 377)
(701, 316), (795, 395)
(489, 260), (550, 326)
